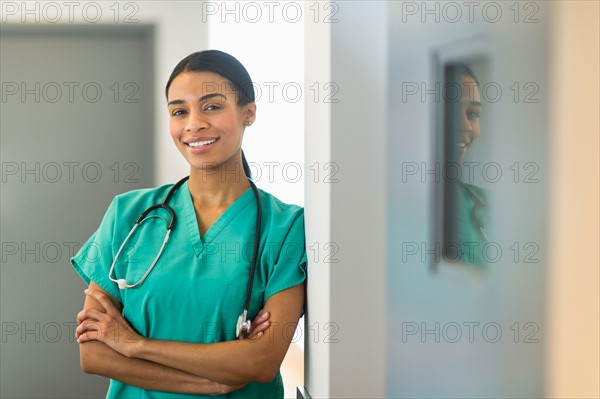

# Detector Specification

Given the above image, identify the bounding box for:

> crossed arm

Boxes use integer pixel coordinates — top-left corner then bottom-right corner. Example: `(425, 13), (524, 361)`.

(76, 280), (305, 394)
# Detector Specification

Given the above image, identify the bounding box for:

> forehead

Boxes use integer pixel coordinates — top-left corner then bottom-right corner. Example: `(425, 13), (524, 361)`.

(460, 75), (481, 103)
(167, 71), (236, 101)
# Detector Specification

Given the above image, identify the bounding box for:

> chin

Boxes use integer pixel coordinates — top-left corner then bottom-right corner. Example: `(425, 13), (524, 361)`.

(189, 160), (219, 171)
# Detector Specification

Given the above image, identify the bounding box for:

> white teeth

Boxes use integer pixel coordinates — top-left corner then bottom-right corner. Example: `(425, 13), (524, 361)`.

(188, 138), (217, 148)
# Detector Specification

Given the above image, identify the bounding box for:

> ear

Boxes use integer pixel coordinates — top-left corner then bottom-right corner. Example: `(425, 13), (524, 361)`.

(244, 103), (257, 124)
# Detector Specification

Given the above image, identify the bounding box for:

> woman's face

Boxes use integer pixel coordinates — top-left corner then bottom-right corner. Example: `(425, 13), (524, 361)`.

(458, 74), (482, 163)
(167, 71), (255, 173)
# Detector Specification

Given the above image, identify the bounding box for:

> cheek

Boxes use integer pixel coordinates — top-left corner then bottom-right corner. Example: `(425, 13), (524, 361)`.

(472, 122), (481, 139)
(213, 118), (240, 138)
(169, 120), (183, 139)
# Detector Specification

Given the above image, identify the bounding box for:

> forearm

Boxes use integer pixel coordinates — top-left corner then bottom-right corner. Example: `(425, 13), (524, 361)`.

(133, 337), (276, 385)
(80, 341), (226, 394)
(125, 286), (305, 386)
(78, 284), (304, 387)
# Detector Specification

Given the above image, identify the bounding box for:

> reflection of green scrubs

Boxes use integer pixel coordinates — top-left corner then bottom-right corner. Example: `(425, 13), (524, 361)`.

(457, 183), (489, 266)
(71, 181), (307, 399)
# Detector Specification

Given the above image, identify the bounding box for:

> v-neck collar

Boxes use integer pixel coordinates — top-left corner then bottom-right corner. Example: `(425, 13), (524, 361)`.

(180, 180), (255, 257)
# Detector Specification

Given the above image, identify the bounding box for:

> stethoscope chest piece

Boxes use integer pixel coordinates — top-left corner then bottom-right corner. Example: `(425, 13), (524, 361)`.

(236, 310), (251, 339)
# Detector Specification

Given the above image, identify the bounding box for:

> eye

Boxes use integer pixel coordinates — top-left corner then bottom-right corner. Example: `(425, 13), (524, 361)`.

(171, 109), (186, 117)
(204, 104), (221, 112)
(466, 110), (480, 120)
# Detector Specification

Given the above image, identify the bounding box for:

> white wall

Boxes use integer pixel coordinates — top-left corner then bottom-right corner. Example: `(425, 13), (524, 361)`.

(304, 5), (332, 396)
(206, 1), (305, 207)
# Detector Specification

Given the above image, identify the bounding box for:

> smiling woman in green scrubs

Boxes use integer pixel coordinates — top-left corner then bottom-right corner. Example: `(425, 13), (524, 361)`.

(456, 65), (489, 266)
(71, 50), (306, 398)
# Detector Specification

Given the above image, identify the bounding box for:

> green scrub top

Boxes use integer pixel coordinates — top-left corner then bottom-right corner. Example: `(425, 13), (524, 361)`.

(71, 180), (307, 399)
(457, 182), (489, 267)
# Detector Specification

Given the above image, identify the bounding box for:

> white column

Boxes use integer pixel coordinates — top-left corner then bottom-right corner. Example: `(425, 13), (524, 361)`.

(304, 2), (388, 397)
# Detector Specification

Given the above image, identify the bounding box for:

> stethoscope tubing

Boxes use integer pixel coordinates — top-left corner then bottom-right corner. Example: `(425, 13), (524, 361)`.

(107, 175), (262, 338)
(244, 181), (262, 313)
(108, 217), (171, 289)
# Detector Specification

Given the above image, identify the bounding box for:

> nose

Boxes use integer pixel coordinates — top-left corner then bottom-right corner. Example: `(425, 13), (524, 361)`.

(185, 109), (208, 132)
(461, 111), (472, 133)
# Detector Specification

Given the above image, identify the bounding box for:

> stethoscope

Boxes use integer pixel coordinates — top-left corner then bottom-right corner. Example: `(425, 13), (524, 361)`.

(108, 175), (262, 339)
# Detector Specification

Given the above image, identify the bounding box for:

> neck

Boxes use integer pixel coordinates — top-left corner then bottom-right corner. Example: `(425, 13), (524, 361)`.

(187, 165), (250, 209)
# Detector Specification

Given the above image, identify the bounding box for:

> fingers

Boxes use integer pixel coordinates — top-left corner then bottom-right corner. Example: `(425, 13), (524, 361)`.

(251, 320), (270, 336)
(75, 309), (114, 340)
(85, 289), (119, 316)
(251, 309), (270, 325)
(77, 308), (108, 325)
(76, 331), (93, 344)
(246, 310), (271, 340)
(75, 319), (102, 341)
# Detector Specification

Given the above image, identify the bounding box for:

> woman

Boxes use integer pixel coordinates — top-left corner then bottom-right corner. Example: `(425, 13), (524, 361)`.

(455, 64), (489, 265)
(71, 50), (307, 398)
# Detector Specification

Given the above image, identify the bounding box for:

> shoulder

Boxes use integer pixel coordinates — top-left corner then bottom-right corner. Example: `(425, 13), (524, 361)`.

(258, 189), (304, 223)
(114, 183), (174, 204)
(257, 189), (305, 238)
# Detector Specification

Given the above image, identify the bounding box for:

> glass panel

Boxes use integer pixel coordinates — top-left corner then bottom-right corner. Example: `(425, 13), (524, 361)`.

(443, 60), (490, 267)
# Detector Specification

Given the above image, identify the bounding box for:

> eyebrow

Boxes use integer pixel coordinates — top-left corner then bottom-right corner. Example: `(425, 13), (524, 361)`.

(167, 93), (226, 106)
(469, 101), (483, 107)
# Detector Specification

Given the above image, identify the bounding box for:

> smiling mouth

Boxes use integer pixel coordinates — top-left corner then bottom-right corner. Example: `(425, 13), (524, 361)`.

(186, 138), (219, 148)
(457, 139), (471, 149)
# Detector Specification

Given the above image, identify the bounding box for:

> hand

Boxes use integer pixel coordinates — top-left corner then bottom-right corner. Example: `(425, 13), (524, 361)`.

(75, 289), (142, 357)
(243, 309), (271, 340)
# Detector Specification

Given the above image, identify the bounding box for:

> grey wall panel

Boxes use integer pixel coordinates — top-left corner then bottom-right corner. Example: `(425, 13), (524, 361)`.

(1, 26), (154, 397)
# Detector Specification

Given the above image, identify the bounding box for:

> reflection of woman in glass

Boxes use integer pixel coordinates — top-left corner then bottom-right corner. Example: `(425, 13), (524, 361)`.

(455, 65), (489, 265)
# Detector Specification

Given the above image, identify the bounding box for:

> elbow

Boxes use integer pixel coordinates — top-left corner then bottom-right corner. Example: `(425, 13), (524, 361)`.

(253, 353), (281, 384)
(80, 362), (94, 375)
(235, 349), (280, 384)
(80, 356), (94, 374)
(80, 351), (95, 374)
(256, 367), (279, 384)
(79, 342), (101, 374)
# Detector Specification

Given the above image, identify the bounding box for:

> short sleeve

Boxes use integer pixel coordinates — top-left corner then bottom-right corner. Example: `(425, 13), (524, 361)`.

(264, 212), (307, 302)
(70, 196), (122, 303)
